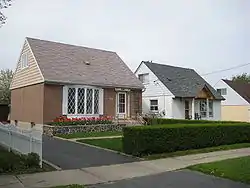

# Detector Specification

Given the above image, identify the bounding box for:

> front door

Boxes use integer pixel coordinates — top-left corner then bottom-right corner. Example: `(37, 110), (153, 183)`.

(185, 100), (190, 119)
(117, 92), (126, 119)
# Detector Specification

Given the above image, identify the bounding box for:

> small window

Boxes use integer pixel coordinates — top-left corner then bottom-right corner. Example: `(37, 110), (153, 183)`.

(21, 53), (28, 69)
(138, 73), (149, 84)
(150, 100), (158, 111)
(217, 88), (227, 95)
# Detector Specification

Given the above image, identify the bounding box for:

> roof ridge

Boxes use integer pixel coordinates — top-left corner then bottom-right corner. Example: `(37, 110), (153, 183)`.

(26, 37), (116, 54)
(143, 61), (194, 70)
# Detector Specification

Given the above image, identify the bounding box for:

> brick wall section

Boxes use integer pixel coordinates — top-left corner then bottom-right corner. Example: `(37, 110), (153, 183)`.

(43, 84), (63, 123)
(130, 89), (142, 118)
(10, 83), (44, 124)
(103, 88), (116, 117)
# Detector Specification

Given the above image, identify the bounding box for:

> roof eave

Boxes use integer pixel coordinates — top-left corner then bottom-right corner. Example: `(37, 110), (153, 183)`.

(44, 80), (144, 90)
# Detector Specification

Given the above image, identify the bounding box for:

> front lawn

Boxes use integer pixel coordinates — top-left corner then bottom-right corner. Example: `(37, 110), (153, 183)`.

(57, 131), (122, 139)
(78, 138), (250, 159)
(50, 185), (84, 188)
(188, 156), (250, 184)
(0, 146), (55, 175)
(78, 138), (123, 152)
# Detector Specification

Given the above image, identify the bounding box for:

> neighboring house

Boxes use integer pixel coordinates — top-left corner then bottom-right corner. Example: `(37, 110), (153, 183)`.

(135, 61), (224, 120)
(214, 79), (250, 122)
(10, 37), (144, 126)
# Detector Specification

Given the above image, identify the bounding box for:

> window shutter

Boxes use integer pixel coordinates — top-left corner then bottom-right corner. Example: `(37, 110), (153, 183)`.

(62, 86), (68, 115)
(99, 89), (104, 115)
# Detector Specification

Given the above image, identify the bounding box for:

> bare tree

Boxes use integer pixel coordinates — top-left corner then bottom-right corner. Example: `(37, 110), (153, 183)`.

(0, 69), (13, 104)
(0, 0), (12, 27)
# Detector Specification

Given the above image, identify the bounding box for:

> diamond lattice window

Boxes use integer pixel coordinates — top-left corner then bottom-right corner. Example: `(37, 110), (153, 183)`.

(86, 88), (93, 114)
(94, 89), (99, 114)
(67, 88), (76, 114)
(77, 88), (85, 114)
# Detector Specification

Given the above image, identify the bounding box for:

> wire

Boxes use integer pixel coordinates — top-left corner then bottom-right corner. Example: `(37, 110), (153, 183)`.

(201, 63), (250, 76)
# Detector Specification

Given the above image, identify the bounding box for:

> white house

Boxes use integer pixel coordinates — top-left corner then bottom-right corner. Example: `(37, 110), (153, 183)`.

(214, 79), (250, 122)
(135, 61), (224, 120)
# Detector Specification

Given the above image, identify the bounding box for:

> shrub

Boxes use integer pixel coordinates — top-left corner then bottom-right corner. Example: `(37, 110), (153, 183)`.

(123, 124), (250, 156)
(49, 116), (113, 126)
(0, 150), (40, 174)
(143, 117), (246, 125)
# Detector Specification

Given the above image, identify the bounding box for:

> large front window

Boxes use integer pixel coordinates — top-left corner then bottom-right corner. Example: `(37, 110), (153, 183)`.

(67, 87), (100, 115)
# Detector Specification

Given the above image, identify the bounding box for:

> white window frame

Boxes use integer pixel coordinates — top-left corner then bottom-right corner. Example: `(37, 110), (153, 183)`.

(199, 100), (207, 118)
(150, 99), (158, 112)
(117, 92), (126, 115)
(138, 73), (149, 84)
(217, 88), (227, 95)
(20, 53), (29, 69)
(209, 100), (213, 117)
(64, 85), (101, 117)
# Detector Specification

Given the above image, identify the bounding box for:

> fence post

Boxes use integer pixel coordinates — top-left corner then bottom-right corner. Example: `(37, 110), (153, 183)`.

(8, 126), (11, 152)
(29, 131), (32, 153)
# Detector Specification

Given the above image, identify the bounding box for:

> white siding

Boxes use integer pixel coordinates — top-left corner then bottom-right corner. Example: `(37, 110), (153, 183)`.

(214, 80), (249, 106)
(135, 62), (174, 118)
(172, 98), (221, 120)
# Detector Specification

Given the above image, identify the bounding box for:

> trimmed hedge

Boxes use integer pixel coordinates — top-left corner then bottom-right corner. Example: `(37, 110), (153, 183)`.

(123, 124), (250, 156)
(143, 118), (246, 125)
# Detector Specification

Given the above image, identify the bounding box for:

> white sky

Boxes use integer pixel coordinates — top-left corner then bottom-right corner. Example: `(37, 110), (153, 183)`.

(0, 0), (249, 85)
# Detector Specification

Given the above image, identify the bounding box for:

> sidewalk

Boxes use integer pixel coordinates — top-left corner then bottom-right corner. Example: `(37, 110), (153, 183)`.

(2, 148), (250, 188)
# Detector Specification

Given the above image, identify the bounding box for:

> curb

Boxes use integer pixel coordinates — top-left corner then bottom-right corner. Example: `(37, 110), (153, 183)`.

(42, 159), (62, 171)
(54, 136), (143, 161)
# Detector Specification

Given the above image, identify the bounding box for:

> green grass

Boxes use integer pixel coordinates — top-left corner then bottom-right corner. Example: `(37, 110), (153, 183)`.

(57, 131), (122, 139)
(145, 143), (250, 160)
(188, 156), (250, 184)
(78, 137), (250, 159)
(50, 185), (84, 188)
(78, 138), (123, 152)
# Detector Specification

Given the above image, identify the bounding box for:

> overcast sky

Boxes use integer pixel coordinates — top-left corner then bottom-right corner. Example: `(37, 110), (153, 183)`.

(0, 0), (249, 85)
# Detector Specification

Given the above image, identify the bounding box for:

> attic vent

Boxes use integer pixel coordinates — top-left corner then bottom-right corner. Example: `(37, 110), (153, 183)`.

(84, 61), (90, 65)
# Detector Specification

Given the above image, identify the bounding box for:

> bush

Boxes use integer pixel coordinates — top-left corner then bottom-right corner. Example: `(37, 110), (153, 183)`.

(143, 117), (245, 125)
(123, 124), (250, 156)
(0, 149), (40, 174)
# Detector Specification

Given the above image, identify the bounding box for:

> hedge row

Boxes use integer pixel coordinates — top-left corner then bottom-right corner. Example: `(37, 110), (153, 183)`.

(143, 117), (245, 125)
(123, 124), (250, 156)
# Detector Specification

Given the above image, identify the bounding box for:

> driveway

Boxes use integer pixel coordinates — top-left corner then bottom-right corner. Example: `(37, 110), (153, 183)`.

(87, 170), (250, 188)
(42, 135), (139, 170)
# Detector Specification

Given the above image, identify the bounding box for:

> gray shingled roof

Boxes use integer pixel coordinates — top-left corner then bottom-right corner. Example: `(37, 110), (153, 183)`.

(144, 61), (223, 99)
(27, 37), (144, 89)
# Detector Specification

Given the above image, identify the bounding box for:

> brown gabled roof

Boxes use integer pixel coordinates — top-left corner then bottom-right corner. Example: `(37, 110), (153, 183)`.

(223, 79), (250, 104)
(27, 37), (144, 89)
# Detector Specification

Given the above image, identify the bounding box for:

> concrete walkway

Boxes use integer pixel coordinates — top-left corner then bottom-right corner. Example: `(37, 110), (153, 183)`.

(2, 148), (250, 188)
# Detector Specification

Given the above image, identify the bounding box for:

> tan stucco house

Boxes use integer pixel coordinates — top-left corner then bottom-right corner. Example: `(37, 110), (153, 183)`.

(10, 37), (143, 126)
(214, 79), (250, 122)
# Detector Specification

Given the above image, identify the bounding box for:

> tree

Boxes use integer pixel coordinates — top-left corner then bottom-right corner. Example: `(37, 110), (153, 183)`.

(231, 73), (250, 83)
(0, 0), (12, 27)
(0, 69), (13, 104)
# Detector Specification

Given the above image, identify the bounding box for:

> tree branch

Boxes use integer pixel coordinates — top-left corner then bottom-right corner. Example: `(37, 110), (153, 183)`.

(0, 0), (12, 27)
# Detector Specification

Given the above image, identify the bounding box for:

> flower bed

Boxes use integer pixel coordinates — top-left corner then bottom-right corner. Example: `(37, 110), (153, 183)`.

(49, 116), (113, 126)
